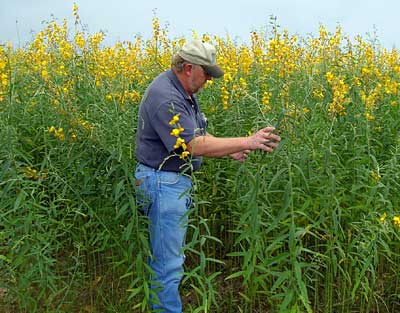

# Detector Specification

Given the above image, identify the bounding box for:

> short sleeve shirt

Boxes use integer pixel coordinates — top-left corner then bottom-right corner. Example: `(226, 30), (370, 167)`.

(135, 70), (207, 173)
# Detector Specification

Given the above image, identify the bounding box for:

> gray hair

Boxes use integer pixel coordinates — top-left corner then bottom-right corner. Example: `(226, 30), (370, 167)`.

(171, 54), (189, 72)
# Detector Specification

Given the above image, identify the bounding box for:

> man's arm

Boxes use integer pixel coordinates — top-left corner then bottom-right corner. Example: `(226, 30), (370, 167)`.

(187, 127), (280, 158)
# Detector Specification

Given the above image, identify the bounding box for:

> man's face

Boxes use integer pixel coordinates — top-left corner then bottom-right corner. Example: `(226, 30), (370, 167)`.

(188, 65), (212, 94)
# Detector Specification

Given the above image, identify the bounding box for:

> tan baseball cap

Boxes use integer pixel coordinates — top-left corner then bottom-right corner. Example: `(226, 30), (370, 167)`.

(177, 40), (224, 78)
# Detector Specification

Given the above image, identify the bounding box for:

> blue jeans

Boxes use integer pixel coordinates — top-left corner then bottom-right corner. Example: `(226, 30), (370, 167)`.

(135, 163), (192, 313)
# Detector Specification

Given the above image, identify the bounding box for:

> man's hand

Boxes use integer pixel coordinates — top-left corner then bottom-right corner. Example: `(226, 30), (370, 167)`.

(230, 149), (251, 162)
(247, 126), (281, 152)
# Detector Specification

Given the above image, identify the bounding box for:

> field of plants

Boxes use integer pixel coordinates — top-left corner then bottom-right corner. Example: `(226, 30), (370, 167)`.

(1, 6), (400, 313)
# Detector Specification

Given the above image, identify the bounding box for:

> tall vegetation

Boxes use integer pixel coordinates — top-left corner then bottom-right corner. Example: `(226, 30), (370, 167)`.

(1, 6), (399, 313)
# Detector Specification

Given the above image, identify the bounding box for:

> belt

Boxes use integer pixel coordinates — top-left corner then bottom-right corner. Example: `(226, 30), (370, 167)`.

(137, 162), (193, 176)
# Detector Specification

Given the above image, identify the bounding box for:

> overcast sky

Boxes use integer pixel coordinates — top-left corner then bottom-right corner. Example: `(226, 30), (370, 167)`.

(1, 0), (399, 49)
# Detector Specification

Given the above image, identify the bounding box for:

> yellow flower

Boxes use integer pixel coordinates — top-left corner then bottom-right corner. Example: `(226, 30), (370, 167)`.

(169, 114), (180, 125)
(24, 166), (38, 179)
(379, 212), (387, 223)
(352, 77), (361, 87)
(173, 137), (185, 149)
(365, 112), (375, 121)
(313, 89), (324, 99)
(170, 127), (184, 137)
(1, 73), (8, 87)
(48, 126), (65, 141)
(325, 71), (334, 83)
(41, 69), (48, 79)
(74, 33), (86, 49)
(261, 91), (272, 106)
(370, 170), (381, 181)
(180, 151), (190, 159)
(181, 143), (187, 151)
(394, 216), (400, 227)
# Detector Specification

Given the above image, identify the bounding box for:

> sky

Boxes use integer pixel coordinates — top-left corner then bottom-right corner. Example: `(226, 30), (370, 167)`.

(1, 0), (399, 49)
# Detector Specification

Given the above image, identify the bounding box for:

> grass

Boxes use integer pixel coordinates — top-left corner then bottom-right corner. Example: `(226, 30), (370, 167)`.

(1, 13), (400, 313)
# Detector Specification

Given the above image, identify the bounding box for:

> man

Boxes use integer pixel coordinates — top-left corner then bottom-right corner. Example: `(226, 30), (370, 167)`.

(135, 40), (280, 313)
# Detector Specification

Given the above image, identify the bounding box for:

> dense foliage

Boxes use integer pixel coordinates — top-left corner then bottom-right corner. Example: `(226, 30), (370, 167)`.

(1, 7), (400, 313)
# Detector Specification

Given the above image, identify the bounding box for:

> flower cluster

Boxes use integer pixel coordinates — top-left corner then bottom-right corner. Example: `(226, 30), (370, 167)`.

(325, 71), (349, 116)
(3, 3), (399, 124)
(370, 170), (381, 182)
(48, 126), (65, 141)
(379, 212), (400, 229)
(169, 114), (190, 159)
(394, 216), (400, 228)
(0, 46), (9, 103)
(261, 88), (272, 112)
(24, 166), (39, 180)
(1, 4), (399, 163)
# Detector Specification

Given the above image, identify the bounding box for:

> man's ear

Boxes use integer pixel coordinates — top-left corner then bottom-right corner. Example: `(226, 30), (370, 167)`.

(184, 63), (193, 76)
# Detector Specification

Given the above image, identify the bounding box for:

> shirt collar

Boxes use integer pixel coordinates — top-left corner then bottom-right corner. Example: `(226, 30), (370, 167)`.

(167, 69), (199, 111)
(166, 69), (190, 99)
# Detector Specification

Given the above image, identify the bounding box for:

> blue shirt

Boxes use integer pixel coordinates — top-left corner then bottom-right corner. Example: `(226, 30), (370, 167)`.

(135, 70), (207, 173)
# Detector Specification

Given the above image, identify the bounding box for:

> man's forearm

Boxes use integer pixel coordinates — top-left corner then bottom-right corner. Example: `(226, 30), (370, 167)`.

(187, 127), (281, 157)
(187, 135), (249, 157)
